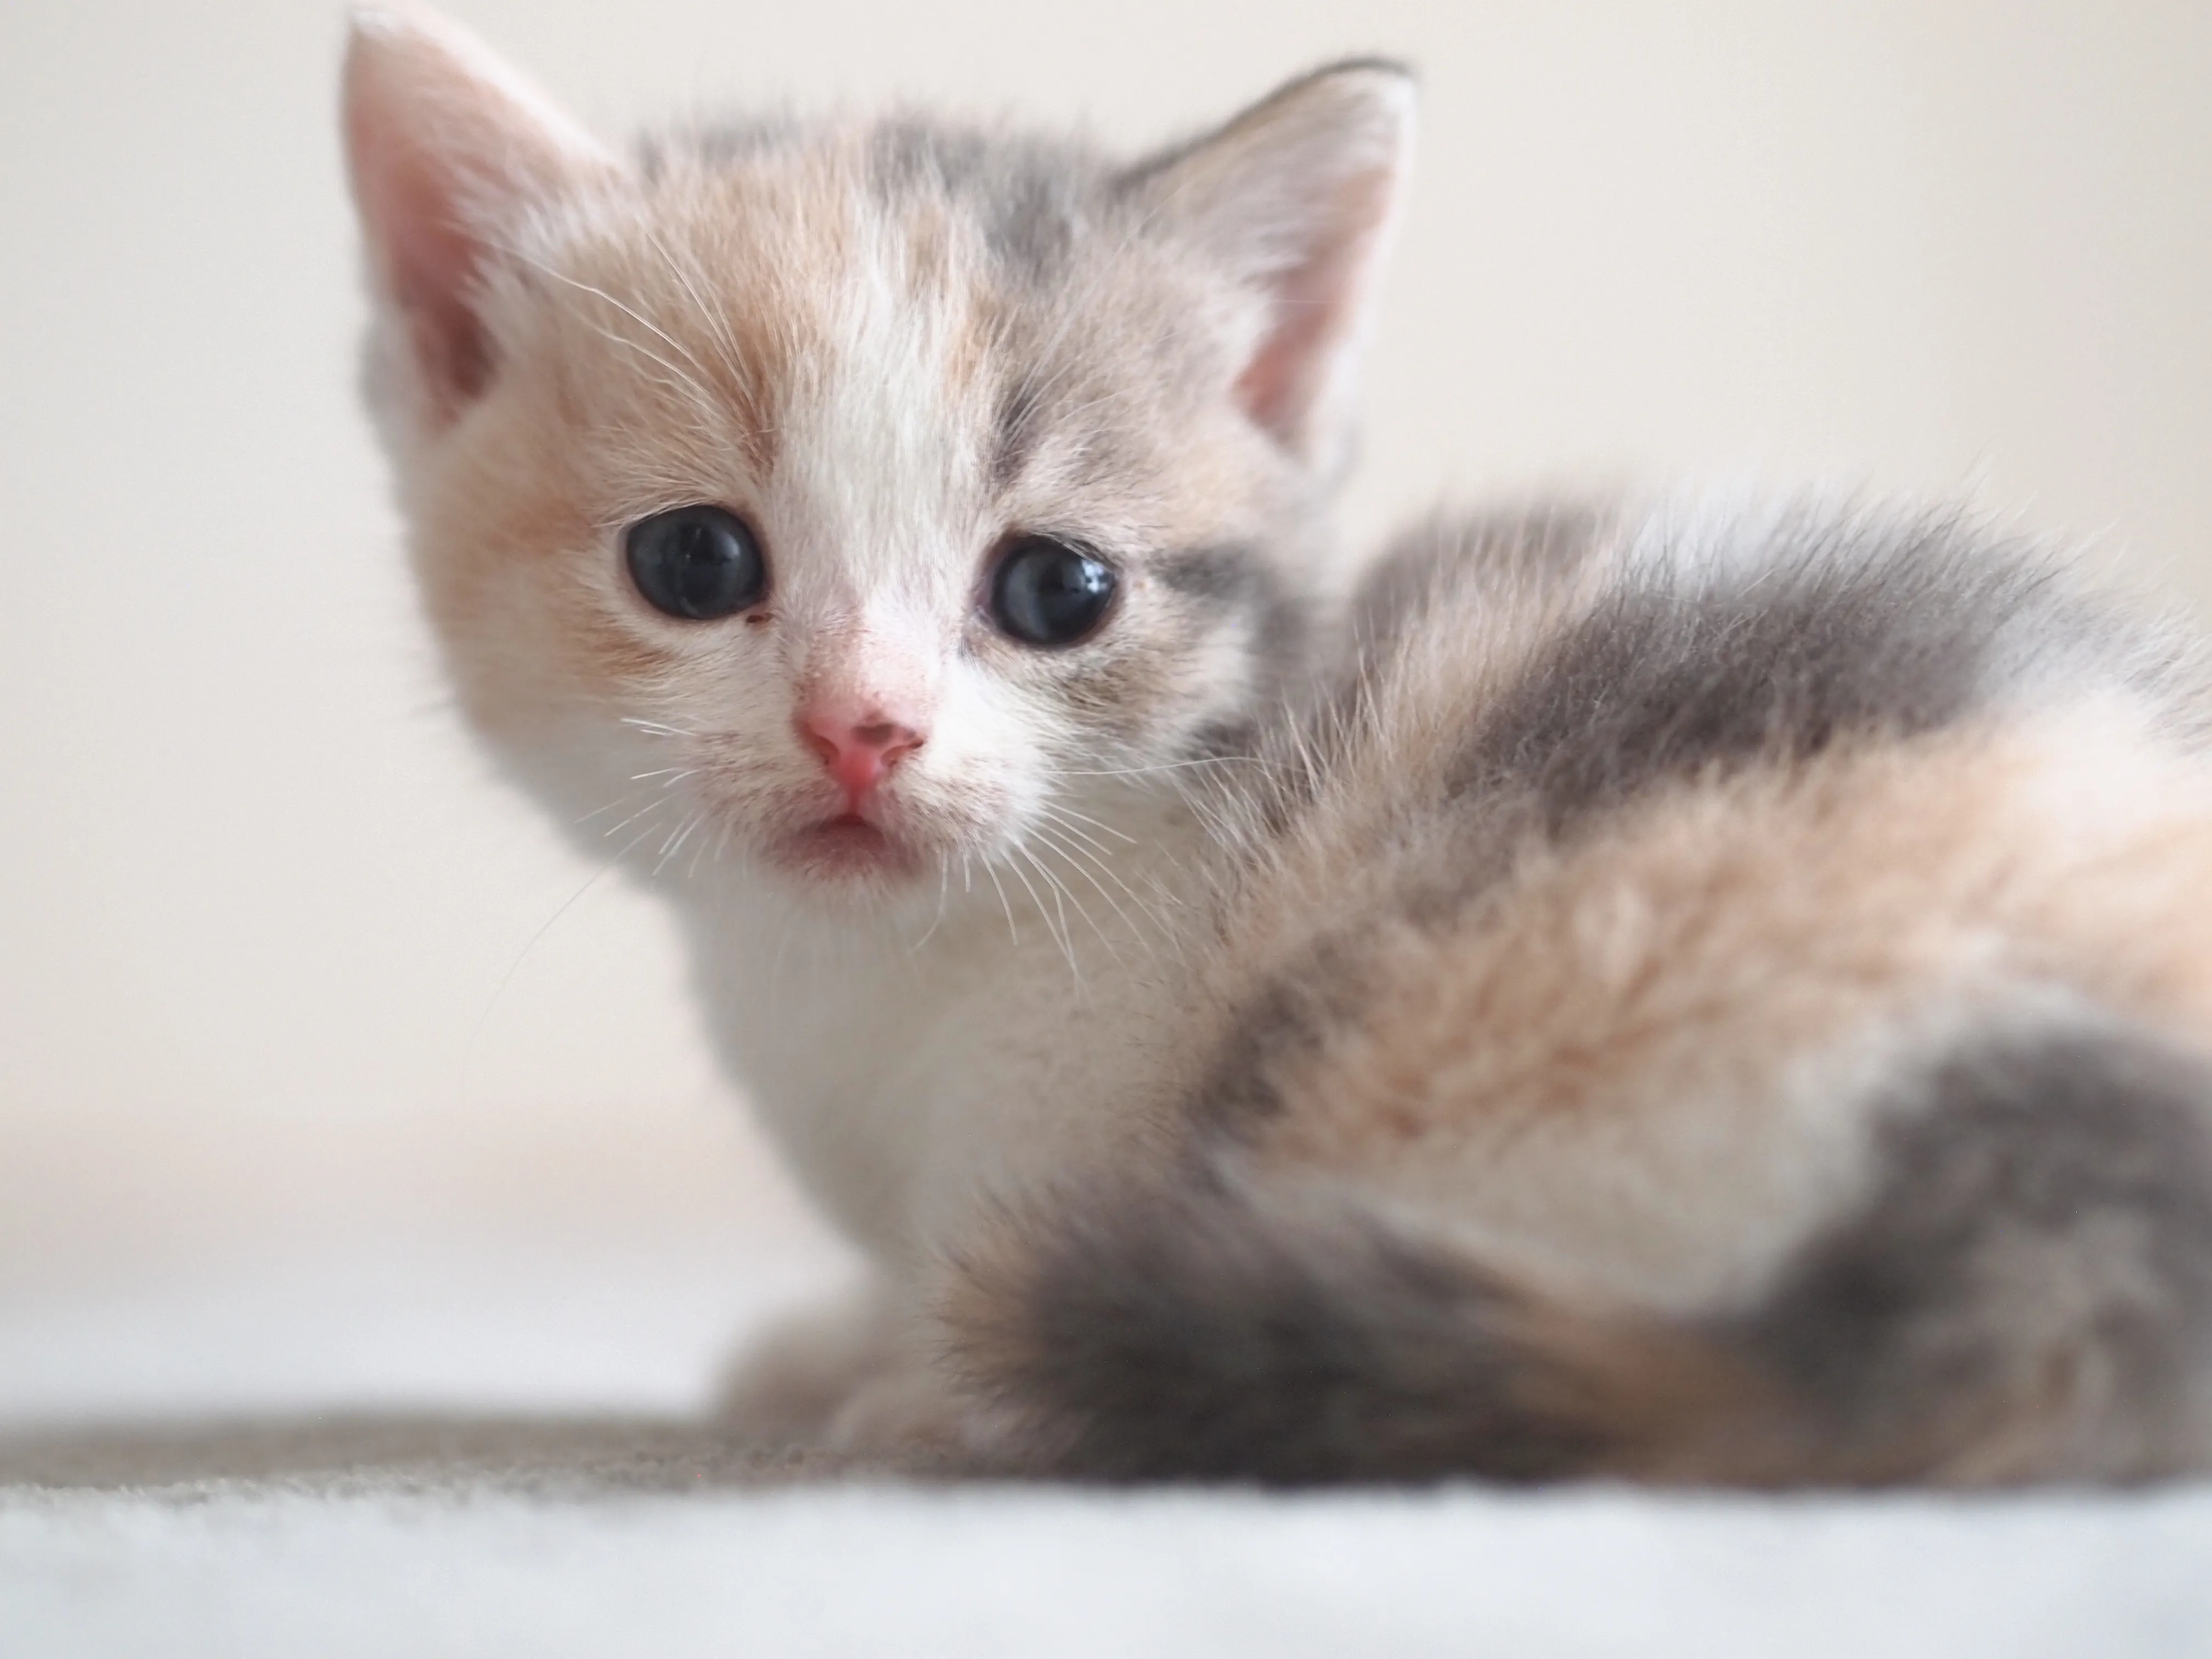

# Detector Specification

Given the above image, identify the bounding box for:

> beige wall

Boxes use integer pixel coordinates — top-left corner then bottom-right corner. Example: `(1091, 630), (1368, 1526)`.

(2, 1), (2208, 1276)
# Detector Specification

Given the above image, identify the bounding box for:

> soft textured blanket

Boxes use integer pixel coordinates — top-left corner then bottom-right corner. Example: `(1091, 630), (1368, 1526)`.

(8, 1409), (2212, 1657)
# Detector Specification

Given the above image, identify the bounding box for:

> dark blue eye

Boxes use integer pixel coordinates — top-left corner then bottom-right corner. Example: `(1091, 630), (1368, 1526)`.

(989, 535), (1118, 647)
(625, 506), (768, 620)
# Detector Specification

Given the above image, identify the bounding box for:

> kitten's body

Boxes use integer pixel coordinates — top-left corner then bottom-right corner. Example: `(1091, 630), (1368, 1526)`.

(345, 8), (2212, 1482)
(978, 501), (2212, 1481)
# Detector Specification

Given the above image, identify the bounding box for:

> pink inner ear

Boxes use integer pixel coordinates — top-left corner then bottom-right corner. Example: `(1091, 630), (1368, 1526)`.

(1230, 165), (1396, 456)
(386, 181), (495, 407)
(1235, 245), (1351, 446)
(348, 104), (498, 416)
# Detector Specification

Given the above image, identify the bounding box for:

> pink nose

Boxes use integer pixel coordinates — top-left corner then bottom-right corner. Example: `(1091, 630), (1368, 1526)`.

(799, 706), (927, 806)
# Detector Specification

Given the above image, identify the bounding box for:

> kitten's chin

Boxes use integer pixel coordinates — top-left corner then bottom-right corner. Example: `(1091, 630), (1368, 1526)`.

(768, 813), (929, 890)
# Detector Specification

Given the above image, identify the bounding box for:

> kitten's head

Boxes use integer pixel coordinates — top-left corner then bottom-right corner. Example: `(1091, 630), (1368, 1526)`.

(343, 5), (1412, 911)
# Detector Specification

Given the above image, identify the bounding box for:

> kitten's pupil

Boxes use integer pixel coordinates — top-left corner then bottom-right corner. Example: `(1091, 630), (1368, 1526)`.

(626, 506), (769, 620)
(990, 536), (1118, 647)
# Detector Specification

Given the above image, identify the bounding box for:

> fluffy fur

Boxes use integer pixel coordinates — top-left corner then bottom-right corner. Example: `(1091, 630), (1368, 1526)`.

(345, 8), (2212, 1483)
(963, 504), (2212, 1482)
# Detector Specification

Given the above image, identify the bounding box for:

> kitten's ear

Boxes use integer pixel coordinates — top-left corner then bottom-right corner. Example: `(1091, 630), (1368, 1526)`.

(342, 5), (617, 424)
(1130, 62), (1415, 473)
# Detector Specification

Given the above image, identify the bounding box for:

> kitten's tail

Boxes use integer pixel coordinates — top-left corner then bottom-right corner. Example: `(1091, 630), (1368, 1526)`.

(945, 1168), (1797, 1486)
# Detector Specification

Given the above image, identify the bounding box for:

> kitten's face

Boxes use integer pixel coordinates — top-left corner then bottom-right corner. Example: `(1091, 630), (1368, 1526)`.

(348, 12), (1410, 912)
(401, 151), (1300, 901)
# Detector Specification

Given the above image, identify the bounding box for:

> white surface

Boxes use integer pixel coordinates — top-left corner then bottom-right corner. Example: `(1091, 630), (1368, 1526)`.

(7, 1476), (2212, 1658)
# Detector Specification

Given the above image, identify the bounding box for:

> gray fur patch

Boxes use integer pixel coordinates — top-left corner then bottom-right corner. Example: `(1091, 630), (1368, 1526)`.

(985, 347), (1172, 501)
(1347, 505), (1609, 656)
(1192, 934), (1364, 1131)
(1156, 544), (1308, 724)
(1157, 546), (1265, 603)
(985, 168), (1080, 281)
(865, 120), (1092, 283)
(966, 1172), (1621, 1484)
(650, 118), (803, 174)
(989, 379), (1049, 495)
(1450, 510), (2139, 836)
(1743, 1023), (2212, 1479)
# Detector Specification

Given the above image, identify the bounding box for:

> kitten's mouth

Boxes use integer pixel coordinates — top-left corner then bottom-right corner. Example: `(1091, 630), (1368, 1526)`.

(773, 811), (923, 882)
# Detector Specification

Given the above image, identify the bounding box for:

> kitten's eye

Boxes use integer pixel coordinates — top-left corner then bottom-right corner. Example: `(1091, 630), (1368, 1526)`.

(625, 506), (769, 620)
(989, 535), (1119, 647)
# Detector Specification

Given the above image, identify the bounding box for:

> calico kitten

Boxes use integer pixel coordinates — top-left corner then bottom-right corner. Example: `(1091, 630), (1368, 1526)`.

(344, 7), (2212, 1484)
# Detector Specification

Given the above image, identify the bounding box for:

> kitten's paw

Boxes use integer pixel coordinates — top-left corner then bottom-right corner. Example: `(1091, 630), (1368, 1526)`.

(717, 1284), (1008, 1473)
(714, 1286), (896, 1446)
(819, 1362), (991, 1471)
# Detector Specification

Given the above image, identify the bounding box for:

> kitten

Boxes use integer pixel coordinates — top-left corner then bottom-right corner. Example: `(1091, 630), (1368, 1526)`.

(344, 7), (2212, 1484)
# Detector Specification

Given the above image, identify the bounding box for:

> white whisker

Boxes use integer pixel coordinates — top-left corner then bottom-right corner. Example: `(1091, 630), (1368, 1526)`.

(1052, 755), (1271, 779)
(620, 716), (702, 740)
(1025, 839), (1092, 958)
(981, 857), (1020, 948)
(908, 863), (952, 956)
(1033, 814), (1152, 907)
(1039, 801), (1138, 844)
(1001, 844), (1077, 983)
(653, 810), (707, 876)
(1026, 823), (1138, 966)
(509, 249), (722, 399)
(600, 794), (675, 839)
(1035, 803), (1139, 867)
